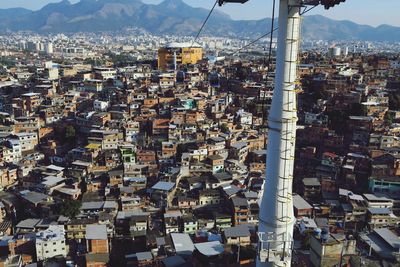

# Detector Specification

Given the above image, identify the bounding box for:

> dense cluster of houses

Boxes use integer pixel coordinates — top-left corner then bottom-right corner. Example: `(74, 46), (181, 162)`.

(0, 47), (399, 266)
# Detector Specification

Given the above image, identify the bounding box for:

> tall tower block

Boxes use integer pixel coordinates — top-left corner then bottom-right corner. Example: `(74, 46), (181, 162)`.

(257, 0), (301, 266)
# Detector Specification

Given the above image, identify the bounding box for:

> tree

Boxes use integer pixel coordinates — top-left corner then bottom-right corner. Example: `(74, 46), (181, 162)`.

(220, 123), (229, 133)
(384, 111), (394, 125)
(327, 110), (348, 134)
(0, 114), (6, 124)
(389, 93), (400, 111)
(83, 57), (106, 66)
(58, 199), (81, 218)
(301, 229), (314, 249)
(65, 125), (76, 141)
(349, 103), (366, 116)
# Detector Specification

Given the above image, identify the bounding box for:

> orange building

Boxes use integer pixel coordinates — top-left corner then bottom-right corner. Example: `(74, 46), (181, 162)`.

(158, 42), (203, 70)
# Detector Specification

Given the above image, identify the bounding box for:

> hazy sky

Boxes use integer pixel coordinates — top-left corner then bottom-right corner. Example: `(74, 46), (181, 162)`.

(1, 0), (399, 27)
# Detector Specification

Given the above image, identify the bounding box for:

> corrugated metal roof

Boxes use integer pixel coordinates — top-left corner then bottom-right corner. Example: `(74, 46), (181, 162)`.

(368, 207), (391, 215)
(86, 224), (107, 240)
(293, 194), (312, 210)
(374, 228), (400, 249)
(81, 201), (104, 210)
(152, 181), (175, 191)
(135, 251), (153, 261)
(224, 225), (250, 238)
(161, 255), (186, 267)
(16, 218), (40, 229)
(171, 233), (194, 256)
(195, 241), (224, 257)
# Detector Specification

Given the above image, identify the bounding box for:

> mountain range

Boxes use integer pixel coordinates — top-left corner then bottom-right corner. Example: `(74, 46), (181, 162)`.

(0, 0), (399, 41)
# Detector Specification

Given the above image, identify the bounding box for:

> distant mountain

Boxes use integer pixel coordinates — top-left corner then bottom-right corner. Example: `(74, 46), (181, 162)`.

(0, 0), (399, 41)
(302, 15), (400, 42)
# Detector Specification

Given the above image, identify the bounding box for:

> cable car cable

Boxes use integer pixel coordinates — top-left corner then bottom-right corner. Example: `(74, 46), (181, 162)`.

(227, 28), (278, 56)
(191, 0), (219, 47)
(261, 0), (276, 128)
(300, 4), (317, 15)
(227, 5), (316, 56)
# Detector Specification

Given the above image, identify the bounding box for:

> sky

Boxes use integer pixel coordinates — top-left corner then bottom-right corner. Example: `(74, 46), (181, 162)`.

(0, 0), (399, 27)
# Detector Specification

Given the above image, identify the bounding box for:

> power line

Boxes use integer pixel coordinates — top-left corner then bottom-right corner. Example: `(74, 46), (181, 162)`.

(191, 0), (218, 47)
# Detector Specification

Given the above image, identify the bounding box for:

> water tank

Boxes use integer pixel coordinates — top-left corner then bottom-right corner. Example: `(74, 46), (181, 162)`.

(321, 228), (330, 242)
(176, 71), (185, 84)
(313, 228), (322, 238)
(209, 72), (220, 87)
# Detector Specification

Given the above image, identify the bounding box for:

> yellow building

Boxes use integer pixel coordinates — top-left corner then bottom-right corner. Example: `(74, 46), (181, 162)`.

(158, 42), (203, 70)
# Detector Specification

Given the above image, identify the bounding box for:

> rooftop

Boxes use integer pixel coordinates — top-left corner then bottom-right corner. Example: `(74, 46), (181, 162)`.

(302, 177), (321, 187)
(165, 42), (201, 49)
(135, 251), (153, 261)
(194, 241), (224, 257)
(152, 181), (175, 191)
(368, 207), (391, 215)
(364, 194), (392, 202)
(374, 228), (400, 249)
(86, 224), (108, 240)
(293, 194), (312, 210)
(171, 233), (194, 256)
(224, 225), (250, 238)
(36, 225), (65, 242)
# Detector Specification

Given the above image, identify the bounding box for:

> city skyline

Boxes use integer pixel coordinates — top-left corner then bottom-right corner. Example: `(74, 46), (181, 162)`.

(0, 0), (399, 27)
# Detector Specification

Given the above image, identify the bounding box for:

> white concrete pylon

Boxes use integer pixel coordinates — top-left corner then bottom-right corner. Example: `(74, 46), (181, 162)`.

(257, 0), (302, 266)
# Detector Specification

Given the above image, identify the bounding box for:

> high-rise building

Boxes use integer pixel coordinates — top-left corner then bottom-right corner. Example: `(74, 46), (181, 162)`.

(158, 42), (202, 70)
(19, 41), (27, 50)
(45, 42), (54, 54)
(343, 46), (349, 56)
(27, 41), (40, 52)
(329, 46), (341, 57)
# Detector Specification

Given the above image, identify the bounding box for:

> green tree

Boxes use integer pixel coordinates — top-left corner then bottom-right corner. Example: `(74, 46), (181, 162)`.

(0, 114), (6, 124)
(301, 229), (314, 249)
(349, 103), (366, 116)
(65, 125), (76, 141)
(389, 93), (400, 111)
(384, 111), (394, 125)
(327, 110), (349, 134)
(59, 199), (81, 218)
(236, 67), (249, 81)
(220, 123), (229, 133)
(239, 246), (257, 261)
